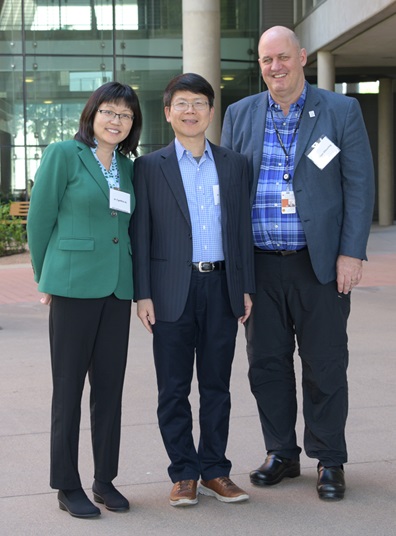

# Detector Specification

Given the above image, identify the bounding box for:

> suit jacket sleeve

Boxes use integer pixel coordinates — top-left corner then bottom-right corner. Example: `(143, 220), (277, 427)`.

(238, 155), (255, 293)
(130, 155), (152, 300)
(336, 97), (375, 259)
(27, 143), (69, 282)
(221, 106), (233, 150)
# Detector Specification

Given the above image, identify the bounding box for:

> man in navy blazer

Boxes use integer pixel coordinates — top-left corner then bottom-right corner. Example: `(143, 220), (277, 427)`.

(221, 26), (375, 501)
(131, 73), (255, 506)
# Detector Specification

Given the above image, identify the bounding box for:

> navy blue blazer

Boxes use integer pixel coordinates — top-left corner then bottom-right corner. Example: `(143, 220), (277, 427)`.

(131, 140), (255, 322)
(221, 83), (375, 284)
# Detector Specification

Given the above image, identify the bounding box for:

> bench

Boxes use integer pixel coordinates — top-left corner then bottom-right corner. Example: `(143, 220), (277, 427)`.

(3, 201), (30, 225)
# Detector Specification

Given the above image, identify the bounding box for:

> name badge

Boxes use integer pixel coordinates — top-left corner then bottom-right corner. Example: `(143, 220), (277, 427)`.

(213, 184), (220, 206)
(306, 135), (340, 170)
(281, 190), (296, 214)
(109, 188), (131, 214)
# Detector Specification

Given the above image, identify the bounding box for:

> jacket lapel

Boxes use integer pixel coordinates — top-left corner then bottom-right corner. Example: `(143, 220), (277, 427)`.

(76, 141), (110, 200)
(160, 142), (192, 227)
(252, 92), (268, 183)
(117, 153), (133, 194)
(294, 85), (320, 168)
(249, 92), (268, 205)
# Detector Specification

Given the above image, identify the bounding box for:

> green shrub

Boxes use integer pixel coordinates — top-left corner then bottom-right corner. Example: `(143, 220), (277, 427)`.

(0, 203), (27, 256)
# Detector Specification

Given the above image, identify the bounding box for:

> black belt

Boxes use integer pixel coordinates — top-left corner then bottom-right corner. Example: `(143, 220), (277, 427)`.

(192, 261), (225, 272)
(254, 246), (307, 256)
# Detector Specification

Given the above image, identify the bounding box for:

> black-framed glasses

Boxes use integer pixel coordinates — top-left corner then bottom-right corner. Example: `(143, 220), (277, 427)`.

(97, 109), (134, 122)
(171, 100), (209, 112)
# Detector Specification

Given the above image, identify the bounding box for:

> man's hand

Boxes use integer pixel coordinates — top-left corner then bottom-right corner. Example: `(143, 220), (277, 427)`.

(239, 293), (253, 324)
(137, 299), (156, 333)
(336, 255), (363, 294)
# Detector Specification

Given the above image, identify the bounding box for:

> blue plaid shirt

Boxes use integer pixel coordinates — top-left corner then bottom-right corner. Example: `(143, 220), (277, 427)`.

(175, 138), (224, 262)
(252, 84), (307, 250)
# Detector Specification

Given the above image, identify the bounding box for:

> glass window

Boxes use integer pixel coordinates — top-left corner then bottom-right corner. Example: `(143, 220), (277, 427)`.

(116, 57), (183, 154)
(0, 0), (22, 54)
(220, 0), (260, 115)
(0, 0), (261, 198)
(0, 56), (23, 199)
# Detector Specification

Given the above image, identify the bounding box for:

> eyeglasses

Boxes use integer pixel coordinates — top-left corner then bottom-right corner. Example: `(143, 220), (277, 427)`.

(97, 109), (134, 122)
(171, 100), (209, 112)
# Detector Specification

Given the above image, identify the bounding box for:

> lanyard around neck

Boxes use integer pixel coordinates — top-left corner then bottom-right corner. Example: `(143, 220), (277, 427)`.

(269, 106), (303, 181)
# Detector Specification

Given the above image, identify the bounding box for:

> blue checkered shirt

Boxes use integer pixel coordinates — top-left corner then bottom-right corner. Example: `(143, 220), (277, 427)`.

(252, 84), (307, 250)
(175, 138), (224, 262)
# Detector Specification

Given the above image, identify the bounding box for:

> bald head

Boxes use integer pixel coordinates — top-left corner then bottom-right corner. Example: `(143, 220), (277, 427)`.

(259, 26), (301, 53)
(257, 25), (307, 112)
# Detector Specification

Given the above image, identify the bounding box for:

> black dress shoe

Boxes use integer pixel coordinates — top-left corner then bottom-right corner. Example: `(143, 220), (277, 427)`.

(92, 480), (129, 512)
(58, 488), (101, 518)
(250, 454), (300, 486)
(317, 463), (345, 500)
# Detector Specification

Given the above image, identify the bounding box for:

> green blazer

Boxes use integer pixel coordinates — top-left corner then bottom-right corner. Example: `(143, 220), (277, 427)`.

(27, 139), (135, 299)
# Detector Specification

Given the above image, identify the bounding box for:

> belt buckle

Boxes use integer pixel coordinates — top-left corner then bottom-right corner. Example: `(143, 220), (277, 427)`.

(198, 261), (214, 272)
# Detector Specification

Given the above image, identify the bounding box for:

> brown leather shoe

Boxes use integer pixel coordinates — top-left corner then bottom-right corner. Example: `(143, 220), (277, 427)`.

(199, 476), (249, 503)
(169, 480), (198, 506)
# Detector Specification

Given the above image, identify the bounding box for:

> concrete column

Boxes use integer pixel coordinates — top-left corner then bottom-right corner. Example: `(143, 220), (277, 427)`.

(378, 78), (394, 226)
(182, 0), (221, 143)
(317, 51), (335, 91)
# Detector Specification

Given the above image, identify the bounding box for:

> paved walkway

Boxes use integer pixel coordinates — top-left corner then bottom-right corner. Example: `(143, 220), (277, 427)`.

(1, 224), (395, 536)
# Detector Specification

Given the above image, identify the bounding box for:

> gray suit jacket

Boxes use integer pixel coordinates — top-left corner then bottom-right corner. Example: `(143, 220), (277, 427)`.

(221, 83), (375, 284)
(131, 140), (255, 322)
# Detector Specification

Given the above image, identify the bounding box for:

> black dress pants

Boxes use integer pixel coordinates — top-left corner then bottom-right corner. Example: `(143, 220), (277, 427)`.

(49, 294), (131, 490)
(152, 270), (238, 483)
(246, 249), (350, 466)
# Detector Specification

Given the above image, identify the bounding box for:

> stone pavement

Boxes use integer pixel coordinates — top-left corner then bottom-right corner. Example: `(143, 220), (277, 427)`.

(1, 224), (395, 536)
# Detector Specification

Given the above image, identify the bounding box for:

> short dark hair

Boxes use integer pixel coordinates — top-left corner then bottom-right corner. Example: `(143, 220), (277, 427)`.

(74, 81), (142, 157)
(163, 73), (215, 108)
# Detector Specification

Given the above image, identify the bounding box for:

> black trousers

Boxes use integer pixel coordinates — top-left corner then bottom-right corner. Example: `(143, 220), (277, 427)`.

(152, 270), (238, 483)
(246, 249), (350, 466)
(49, 294), (131, 490)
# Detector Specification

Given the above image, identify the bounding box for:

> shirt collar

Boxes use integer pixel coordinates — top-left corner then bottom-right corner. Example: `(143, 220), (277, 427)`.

(91, 137), (118, 154)
(268, 81), (307, 112)
(174, 137), (213, 162)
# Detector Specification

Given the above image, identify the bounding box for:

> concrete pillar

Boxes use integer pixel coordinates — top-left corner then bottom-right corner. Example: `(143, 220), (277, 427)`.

(378, 78), (394, 226)
(317, 51), (335, 91)
(182, 0), (221, 143)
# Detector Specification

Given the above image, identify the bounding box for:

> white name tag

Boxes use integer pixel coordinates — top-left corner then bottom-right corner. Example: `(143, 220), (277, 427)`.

(109, 188), (131, 214)
(306, 135), (340, 170)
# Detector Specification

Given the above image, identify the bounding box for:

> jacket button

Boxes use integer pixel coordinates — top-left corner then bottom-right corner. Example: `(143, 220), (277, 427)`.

(113, 237), (119, 244)
(111, 211), (117, 217)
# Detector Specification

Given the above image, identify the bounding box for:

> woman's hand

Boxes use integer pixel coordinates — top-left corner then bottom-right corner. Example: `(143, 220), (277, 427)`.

(40, 293), (52, 305)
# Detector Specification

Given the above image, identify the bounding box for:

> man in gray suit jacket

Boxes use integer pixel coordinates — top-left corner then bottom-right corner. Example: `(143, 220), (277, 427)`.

(221, 26), (375, 501)
(131, 73), (255, 507)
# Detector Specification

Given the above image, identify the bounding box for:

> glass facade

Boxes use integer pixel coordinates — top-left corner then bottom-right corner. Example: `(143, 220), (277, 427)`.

(0, 0), (259, 200)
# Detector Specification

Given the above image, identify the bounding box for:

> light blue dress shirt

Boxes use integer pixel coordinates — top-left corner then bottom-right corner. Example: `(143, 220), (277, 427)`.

(175, 138), (224, 262)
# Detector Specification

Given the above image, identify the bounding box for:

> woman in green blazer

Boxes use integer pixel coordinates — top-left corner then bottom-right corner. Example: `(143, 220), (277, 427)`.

(27, 82), (142, 518)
